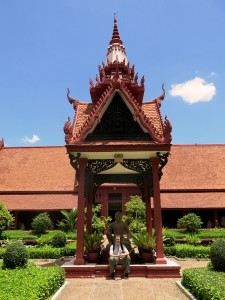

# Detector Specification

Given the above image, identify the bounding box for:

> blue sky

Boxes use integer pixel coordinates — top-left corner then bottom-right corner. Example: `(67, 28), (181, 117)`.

(0, 0), (224, 146)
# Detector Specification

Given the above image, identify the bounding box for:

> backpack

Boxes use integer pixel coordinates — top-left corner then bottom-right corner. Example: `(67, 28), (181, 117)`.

(113, 243), (124, 251)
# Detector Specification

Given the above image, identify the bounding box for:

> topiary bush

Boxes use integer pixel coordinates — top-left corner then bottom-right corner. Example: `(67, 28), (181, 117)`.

(177, 213), (203, 233)
(51, 231), (67, 248)
(210, 238), (225, 271)
(31, 212), (52, 234)
(3, 241), (29, 269)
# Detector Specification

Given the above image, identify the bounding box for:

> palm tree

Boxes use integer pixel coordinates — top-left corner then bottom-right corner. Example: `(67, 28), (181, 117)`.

(59, 208), (77, 232)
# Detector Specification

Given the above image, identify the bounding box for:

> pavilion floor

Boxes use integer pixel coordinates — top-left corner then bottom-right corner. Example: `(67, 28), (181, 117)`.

(61, 257), (181, 279)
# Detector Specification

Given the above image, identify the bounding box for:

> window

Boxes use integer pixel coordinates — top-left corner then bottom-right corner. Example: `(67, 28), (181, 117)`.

(108, 193), (122, 201)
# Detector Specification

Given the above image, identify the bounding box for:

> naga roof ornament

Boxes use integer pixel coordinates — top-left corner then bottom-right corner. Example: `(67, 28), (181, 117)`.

(64, 16), (172, 145)
(0, 138), (4, 150)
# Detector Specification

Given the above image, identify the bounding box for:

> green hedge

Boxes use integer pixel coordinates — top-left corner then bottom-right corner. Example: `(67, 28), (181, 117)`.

(164, 228), (225, 240)
(0, 263), (65, 300)
(164, 244), (210, 258)
(29, 243), (76, 259)
(1, 230), (76, 241)
(1, 230), (38, 240)
(182, 267), (225, 300)
(0, 242), (76, 259)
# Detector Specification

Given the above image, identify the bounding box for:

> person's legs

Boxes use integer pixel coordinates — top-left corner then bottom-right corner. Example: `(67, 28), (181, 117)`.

(108, 257), (119, 278)
(121, 255), (131, 278)
(122, 255), (130, 273)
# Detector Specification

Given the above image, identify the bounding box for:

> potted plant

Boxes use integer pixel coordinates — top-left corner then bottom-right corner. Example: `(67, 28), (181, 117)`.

(131, 232), (156, 262)
(84, 231), (104, 263)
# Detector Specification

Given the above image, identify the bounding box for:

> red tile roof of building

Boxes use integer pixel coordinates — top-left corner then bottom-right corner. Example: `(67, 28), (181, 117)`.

(0, 146), (75, 192)
(1, 144), (225, 210)
(1, 194), (77, 211)
(160, 192), (225, 209)
(161, 144), (225, 190)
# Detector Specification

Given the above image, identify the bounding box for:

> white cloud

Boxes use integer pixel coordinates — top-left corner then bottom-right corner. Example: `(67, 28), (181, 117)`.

(22, 134), (40, 144)
(170, 77), (216, 104)
(208, 72), (217, 78)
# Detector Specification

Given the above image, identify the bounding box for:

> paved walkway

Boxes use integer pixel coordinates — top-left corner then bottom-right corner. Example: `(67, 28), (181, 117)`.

(49, 258), (209, 300)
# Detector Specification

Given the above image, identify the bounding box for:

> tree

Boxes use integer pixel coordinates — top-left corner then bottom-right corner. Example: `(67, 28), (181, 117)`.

(177, 213), (203, 233)
(0, 202), (14, 236)
(124, 196), (146, 233)
(58, 208), (77, 232)
(91, 204), (111, 233)
(31, 212), (52, 234)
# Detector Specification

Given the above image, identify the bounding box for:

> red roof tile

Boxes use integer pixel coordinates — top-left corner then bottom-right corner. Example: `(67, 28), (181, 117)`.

(0, 146), (75, 192)
(161, 144), (225, 190)
(1, 194), (77, 210)
(160, 192), (225, 209)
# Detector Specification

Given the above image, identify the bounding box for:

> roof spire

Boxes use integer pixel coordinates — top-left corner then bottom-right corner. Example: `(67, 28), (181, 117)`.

(110, 13), (123, 45)
(106, 14), (128, 65)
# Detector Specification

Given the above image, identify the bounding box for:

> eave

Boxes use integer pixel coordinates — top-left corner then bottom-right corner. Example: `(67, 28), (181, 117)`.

(65, 143), (171, 158)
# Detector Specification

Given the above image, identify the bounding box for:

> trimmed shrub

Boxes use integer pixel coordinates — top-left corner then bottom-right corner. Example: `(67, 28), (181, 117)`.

(210, 238), (225, 271)
(163, 233), (175, 246)
(0, 263), (65, 300)
(31, 212), (52, 234)
(175, 244), (210, 259)
(182, 267), (225, 300)
(61, 242), (76, 256)
(164, 246), (176, 256)
(51, 231), (67, 248)
(177, 213), (203, 233)
(1, 230), (38, 240)
(3, 241), (29, 269)
(28, 246), (62, 259)
(0, 203), (14, 236)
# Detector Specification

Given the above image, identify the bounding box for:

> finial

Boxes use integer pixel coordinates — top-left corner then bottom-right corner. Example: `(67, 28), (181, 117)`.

(110, 13), (123, 45)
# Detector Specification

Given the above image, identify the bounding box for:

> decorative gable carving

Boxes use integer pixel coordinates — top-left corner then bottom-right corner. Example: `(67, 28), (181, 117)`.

(86, 92), (152, 141)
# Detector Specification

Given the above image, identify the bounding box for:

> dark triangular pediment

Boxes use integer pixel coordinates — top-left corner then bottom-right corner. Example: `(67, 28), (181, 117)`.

(85, 92), (152, 141)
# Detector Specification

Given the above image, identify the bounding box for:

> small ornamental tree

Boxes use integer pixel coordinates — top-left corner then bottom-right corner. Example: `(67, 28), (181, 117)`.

(91, 204), (111, 233)
(177, 213), (203, 233)
(0, 202), (14, 236)
(31, 212), (52, 234)
(124, 196), (146, 233)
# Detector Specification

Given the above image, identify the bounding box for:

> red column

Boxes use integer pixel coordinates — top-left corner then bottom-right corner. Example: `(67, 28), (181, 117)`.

(86, 180), (93, 234)
(74, 158), (87, 265)
(144, 177), (152, 236)
(150, 157), (167, 264)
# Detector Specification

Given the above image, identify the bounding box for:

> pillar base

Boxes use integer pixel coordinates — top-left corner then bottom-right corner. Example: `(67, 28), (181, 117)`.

(156, 257), (167, 264)
(74, 258), (86, 265)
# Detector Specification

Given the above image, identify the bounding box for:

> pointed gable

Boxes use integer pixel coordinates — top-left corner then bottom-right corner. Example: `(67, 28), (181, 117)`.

(86, 92), (152, 141)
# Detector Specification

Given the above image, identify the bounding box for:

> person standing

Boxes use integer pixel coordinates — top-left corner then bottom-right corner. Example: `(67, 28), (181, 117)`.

(108, 234), (130, 279)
